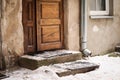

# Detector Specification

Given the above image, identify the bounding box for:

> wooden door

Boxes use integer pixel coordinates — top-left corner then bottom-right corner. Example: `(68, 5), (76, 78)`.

(23, 0), (64, 53)
(23, 0), (36, 53)
(36, 0), (64, 51)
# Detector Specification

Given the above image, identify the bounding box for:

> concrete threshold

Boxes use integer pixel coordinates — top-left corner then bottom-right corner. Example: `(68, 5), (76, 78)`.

(19, 50), (82, 70)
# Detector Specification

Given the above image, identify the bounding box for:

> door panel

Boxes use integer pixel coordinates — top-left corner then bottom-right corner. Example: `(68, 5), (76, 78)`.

(41, 25), (60, 43)
(41, 2), (59, 18)
(23, 0), (36, 53)
(36, 0), (64, 51)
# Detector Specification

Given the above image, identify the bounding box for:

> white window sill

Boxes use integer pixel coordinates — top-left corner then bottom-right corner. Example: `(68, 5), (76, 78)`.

(90, 15), (113, 19)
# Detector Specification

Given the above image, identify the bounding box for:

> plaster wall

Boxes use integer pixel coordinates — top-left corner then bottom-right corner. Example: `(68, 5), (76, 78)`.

(65, 0), (80, 51)
(1, 0), (23, 67)
(87, 0), (120, 55)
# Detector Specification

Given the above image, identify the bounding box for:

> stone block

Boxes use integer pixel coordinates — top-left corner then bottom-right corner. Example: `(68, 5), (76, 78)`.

(49, 61), (99, 77)
(19, 52), (82, 70)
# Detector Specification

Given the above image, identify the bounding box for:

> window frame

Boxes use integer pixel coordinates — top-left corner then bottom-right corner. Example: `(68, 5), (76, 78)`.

(90, 0), (110, 16)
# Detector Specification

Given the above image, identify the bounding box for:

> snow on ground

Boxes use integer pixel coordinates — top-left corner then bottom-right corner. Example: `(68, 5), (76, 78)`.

(2, 54), (120, 80)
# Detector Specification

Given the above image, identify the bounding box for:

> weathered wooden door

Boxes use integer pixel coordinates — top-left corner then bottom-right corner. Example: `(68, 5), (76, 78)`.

(23, 0), (64, 53)
(36, 0), (64, 51)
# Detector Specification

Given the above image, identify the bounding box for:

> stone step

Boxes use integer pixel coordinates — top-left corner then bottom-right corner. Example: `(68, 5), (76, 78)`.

(19, 50), (82, 70)
(49, 61), (99, 77)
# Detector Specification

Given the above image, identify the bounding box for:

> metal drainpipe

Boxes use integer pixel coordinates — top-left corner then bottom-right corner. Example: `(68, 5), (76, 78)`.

(81, 0), (92, 56)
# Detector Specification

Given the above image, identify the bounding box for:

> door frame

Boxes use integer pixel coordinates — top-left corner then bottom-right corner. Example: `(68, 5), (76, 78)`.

(63, 0), (81, 50)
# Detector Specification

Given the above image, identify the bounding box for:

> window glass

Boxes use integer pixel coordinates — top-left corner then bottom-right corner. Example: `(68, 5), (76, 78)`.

(90, 0), (96, 11)
(91, 0), (106, 11)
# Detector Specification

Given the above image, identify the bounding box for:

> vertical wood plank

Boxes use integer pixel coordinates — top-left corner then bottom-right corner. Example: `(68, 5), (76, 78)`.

(23, 0), (36, 53)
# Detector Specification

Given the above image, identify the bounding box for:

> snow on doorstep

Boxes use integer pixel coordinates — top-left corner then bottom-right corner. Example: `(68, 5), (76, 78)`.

(21, 50), (81, 60)
(2, 54), (120, 80)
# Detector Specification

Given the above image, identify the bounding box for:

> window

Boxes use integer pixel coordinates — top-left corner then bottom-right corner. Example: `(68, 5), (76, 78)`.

(90, 0), (109, 16)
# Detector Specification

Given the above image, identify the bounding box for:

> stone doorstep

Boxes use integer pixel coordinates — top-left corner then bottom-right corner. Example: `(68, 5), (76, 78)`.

(49, 61), (99, 77)
(19, 52), (82, 70)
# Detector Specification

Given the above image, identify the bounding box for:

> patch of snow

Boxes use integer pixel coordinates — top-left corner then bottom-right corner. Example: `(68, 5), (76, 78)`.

(2, 54), (120, 80)
(21, 50), (80, 60)
(50, 61), (98, 71)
